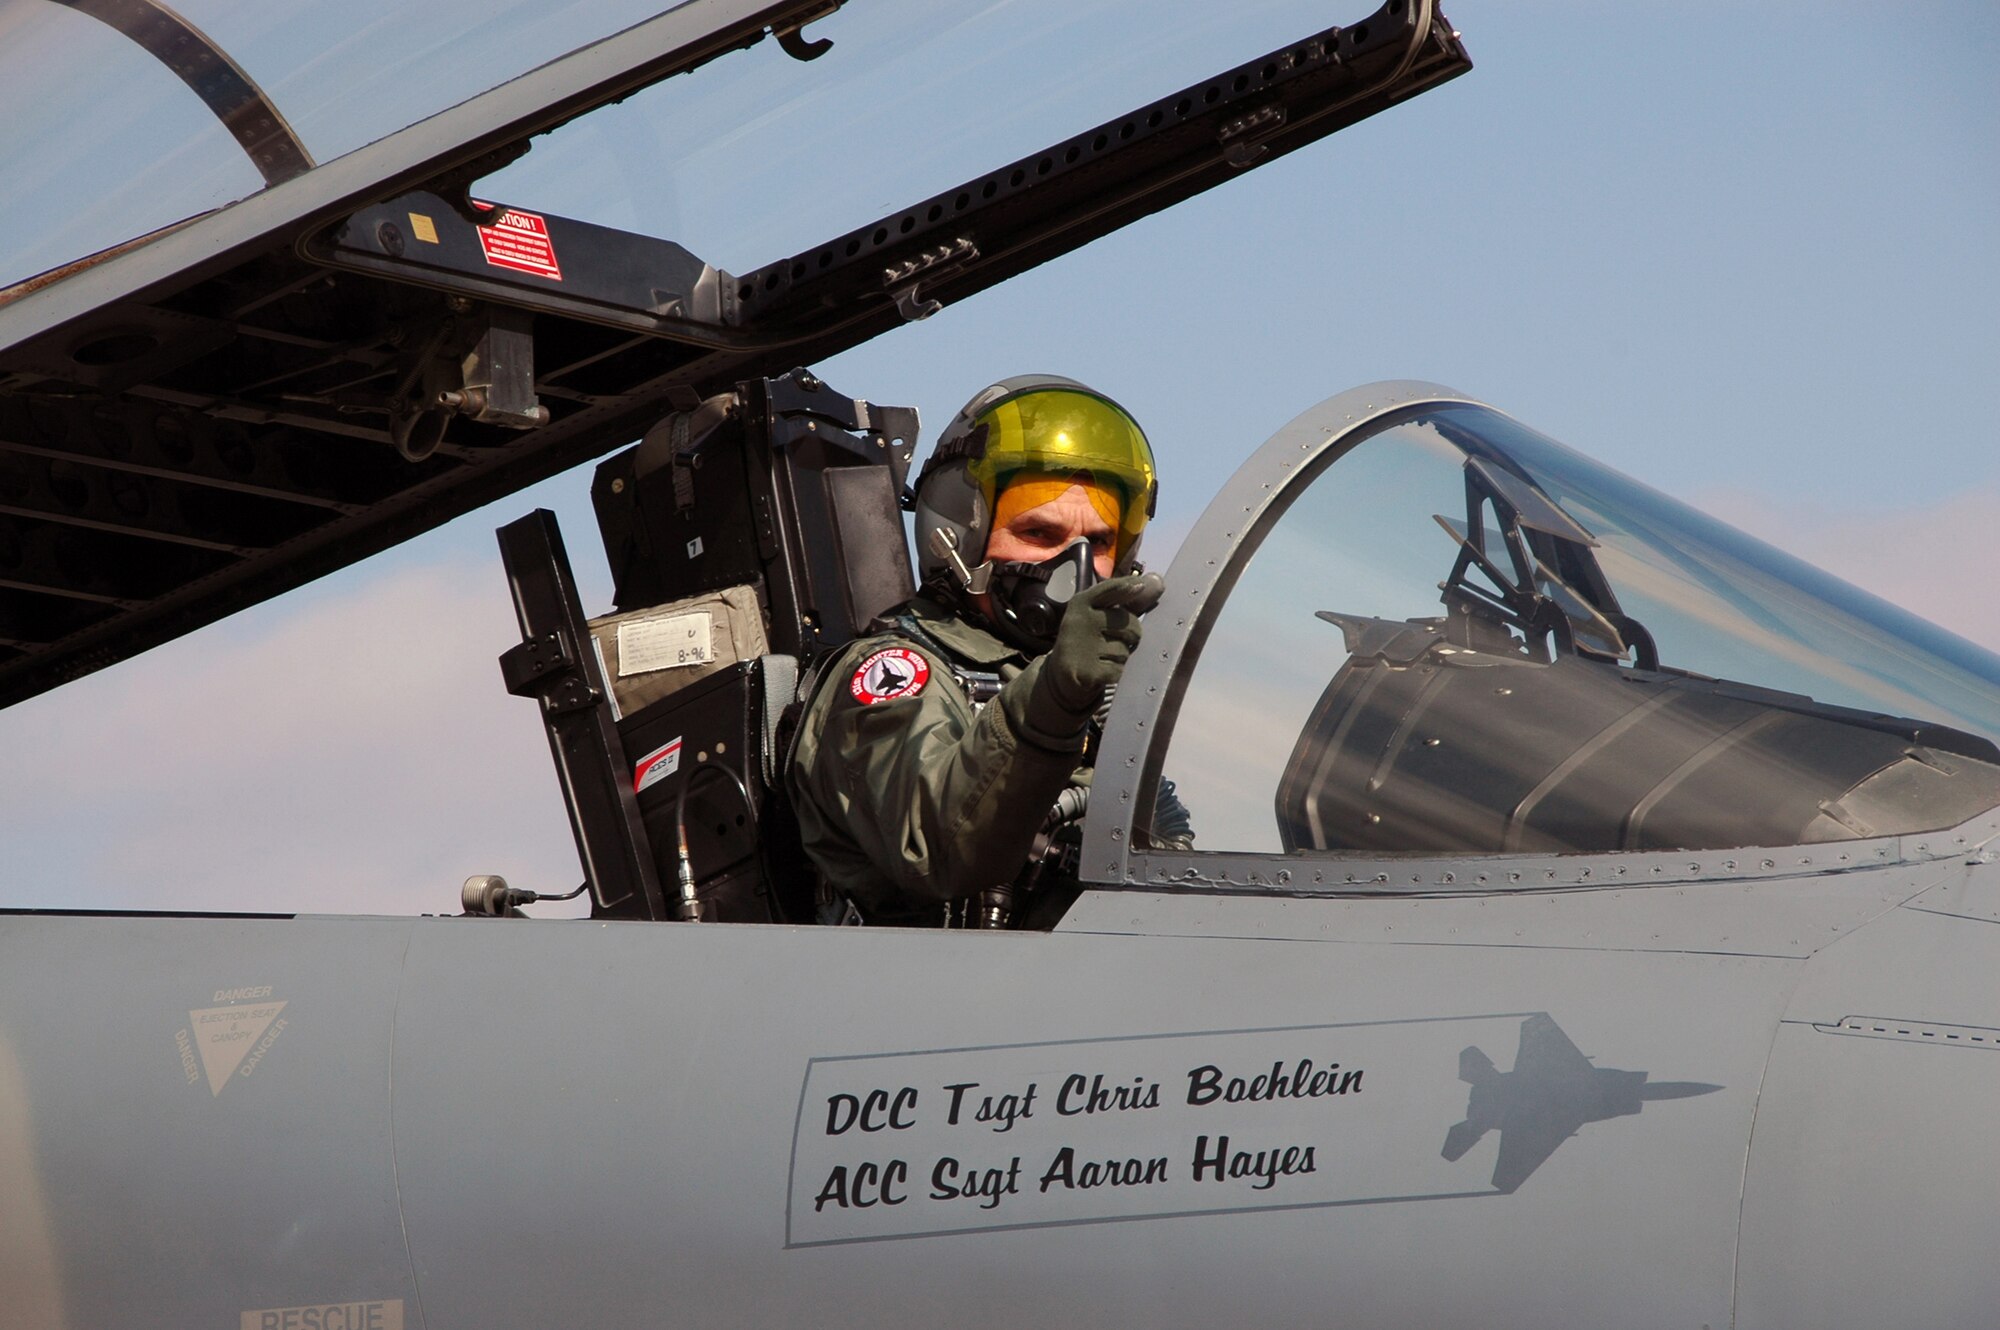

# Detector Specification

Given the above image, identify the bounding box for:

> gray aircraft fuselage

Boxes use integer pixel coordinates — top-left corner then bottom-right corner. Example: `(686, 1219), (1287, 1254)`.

(2, 838), (1996, 1328)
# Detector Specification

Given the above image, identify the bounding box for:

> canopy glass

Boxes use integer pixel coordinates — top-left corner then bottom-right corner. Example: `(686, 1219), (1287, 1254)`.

(1160, 401), (2000, 856)
(0, 0), (1333, 290)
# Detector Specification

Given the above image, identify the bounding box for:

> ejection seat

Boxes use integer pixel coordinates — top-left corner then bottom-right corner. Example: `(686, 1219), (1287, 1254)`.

(492, 368), (917, 924)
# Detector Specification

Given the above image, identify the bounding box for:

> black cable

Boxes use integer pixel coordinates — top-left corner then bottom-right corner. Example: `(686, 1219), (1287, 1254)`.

(669, 762), (759, 921)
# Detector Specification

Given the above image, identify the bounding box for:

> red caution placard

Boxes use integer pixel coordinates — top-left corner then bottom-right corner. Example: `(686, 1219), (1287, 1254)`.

(474, 205), (563, 281)
(633, 736), (683, 794)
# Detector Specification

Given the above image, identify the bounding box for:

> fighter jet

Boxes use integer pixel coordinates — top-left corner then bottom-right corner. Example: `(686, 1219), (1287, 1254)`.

(3, 3), (1999, 1330)
(1441, 1013), (1722, 1194)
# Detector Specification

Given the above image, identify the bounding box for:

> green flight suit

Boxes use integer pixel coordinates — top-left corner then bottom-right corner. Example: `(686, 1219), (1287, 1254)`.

(788, 595), (1088, 927)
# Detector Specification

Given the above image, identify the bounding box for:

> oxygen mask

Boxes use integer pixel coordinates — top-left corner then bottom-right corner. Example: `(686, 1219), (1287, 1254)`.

(986, 537), (1101, 652)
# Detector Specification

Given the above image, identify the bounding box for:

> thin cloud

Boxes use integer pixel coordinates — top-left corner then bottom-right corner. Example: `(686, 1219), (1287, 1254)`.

(1694, 488), (2000, 657)
(0, 556), (583, 915)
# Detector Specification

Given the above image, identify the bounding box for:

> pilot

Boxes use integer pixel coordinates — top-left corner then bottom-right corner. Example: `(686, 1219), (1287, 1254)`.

(788, 375), (1189, 928)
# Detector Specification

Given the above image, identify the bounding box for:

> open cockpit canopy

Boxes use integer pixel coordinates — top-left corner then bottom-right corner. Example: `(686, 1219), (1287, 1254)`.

(0, 0), (1468, 709)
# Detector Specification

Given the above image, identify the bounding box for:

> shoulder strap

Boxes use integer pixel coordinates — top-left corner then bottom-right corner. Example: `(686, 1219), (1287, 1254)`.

(892, 612), (1003, 705)
(757, 653), (799, 788)
(778, 648), (841, 778)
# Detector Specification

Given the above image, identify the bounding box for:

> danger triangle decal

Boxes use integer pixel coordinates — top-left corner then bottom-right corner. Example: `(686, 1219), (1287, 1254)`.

(187, 1001), (287, 1095)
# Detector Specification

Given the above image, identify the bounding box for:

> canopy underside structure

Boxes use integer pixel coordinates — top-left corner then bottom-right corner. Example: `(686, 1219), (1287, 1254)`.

(0, 0), (1468, 708)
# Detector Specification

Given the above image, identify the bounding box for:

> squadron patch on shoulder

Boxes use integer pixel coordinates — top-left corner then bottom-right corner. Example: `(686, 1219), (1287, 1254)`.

(850, 648), (930, 705)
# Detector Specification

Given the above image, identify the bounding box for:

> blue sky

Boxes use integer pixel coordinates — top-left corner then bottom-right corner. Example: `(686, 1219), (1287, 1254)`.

(1, 0), (1994, 913)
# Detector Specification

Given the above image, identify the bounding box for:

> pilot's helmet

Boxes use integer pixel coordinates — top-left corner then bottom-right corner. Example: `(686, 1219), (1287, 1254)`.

(909, 374), (1158, 594)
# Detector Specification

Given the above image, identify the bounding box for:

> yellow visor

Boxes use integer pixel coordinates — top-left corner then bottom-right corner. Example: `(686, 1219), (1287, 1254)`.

(965, 388), (1156, 556)
(992, 473), (1125, 535)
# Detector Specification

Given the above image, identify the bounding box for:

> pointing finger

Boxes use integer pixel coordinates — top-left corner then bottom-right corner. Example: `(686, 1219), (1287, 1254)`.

(1087, 571), (1166, 616)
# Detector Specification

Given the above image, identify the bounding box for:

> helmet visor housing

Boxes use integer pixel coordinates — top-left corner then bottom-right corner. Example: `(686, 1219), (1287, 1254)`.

(965, 389), (1156, 561)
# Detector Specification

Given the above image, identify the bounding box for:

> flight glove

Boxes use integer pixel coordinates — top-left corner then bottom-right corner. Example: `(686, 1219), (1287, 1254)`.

(1017, 571), (1167, 746)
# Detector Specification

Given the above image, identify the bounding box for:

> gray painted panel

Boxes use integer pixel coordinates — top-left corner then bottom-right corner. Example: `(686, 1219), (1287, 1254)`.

(1059, 858), (1950, 958)
(1736, 889), (2000, 1328)
(1776, 865), (2000, 1026)
(1905, 854), (2000, 925)
(1738, 1030), (2000, 1328)
(387, 912), (1790, 1328)
(0, 915), (415, 1330)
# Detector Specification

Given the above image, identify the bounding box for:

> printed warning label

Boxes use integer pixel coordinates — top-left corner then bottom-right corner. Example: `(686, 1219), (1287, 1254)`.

(634, 737), (683, 794)
(619, 611), (714, 675)
(474, 205), (562, 280)
(180, 989), (288, 1096)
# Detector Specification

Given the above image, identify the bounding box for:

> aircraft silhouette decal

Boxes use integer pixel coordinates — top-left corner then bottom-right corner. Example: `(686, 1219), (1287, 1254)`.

(1441, 1013), (1722, 1193)
(850, 648), (931, 705)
